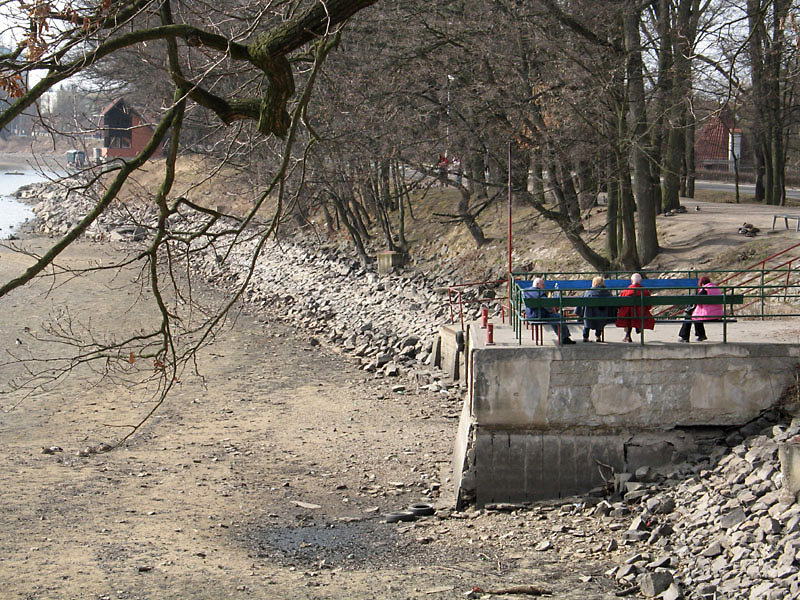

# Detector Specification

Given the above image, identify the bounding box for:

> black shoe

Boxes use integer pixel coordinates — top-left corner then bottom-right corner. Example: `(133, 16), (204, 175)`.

(595, 336), (603, 343)
(582, 336), (590, 343)
(562, 338), (576, 345)
(696, 336), (707, 342)
(678, 337), (689, 343)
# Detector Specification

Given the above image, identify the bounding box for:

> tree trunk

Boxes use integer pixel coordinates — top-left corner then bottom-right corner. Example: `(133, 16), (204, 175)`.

(576, 160), (595, 211)
(663, 116), (684, 212)
(530, 148), (546, 206)
(662, 0), (699, 212)
(606, 156), (619, 261)
(685, 114), (695, 198)
(624, 2), (658, 265)
(457, 187), (488, 247)
(618, 151), (640, 270)
(651, 0), (671, 213)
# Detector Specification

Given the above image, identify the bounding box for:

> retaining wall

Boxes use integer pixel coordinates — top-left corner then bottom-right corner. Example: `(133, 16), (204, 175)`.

(450, 323), (800, 507)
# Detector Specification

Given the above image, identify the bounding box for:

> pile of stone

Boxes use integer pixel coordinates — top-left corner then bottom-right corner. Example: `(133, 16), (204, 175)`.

(15, 180), (155, 241)
(16, 179), (497, 392)
(597, 417), (800, 599)
(192, 232), (475, 390)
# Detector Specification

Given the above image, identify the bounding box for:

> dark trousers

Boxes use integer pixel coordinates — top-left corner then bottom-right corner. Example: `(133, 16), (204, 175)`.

(582, 326), (603, 339)
(679, 319), (706, 340)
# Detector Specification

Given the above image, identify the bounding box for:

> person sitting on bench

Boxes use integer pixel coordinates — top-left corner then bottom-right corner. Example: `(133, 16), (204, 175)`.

(615, 273), (655, 343)
(678, 276), (722, 342)
(575, 275), (616, 343)
(523, 277), (575, 345)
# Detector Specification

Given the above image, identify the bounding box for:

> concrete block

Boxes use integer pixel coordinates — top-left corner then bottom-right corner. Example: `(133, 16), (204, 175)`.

(376, 250), (404, 274)
(457, 322), (799, 504)
(779, 438), (800, 500)
(464, 322), (797, 430)
(472, 430), (625, 506)
(439, 325), (462, 381)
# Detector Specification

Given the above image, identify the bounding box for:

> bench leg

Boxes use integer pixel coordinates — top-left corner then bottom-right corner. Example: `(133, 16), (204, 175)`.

(773, 215), (778, 230)
(532, 323), (543, 346)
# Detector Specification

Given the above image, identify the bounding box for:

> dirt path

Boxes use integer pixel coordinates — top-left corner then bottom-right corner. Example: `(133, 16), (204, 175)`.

(0, 237), (621, 599)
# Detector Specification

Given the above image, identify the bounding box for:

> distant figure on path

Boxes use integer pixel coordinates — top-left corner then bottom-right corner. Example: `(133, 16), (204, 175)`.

(615, 273), (654, 343)
(437, 154), (449, 187)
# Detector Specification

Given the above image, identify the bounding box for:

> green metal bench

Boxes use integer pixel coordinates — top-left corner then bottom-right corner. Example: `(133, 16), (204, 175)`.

(518, 293), (744, 344)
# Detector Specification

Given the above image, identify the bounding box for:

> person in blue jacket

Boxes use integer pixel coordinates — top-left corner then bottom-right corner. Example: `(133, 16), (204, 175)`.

(523, 277), (575, 345)
(575, 276), (616, 342)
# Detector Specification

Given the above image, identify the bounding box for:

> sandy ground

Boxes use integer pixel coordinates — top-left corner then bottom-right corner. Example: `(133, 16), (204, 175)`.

(0, 237), (623, 599)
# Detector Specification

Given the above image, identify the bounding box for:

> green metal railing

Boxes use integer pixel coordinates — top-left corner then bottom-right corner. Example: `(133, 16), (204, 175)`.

(509, 269), (800, 345)
(511, 269), (800, 318)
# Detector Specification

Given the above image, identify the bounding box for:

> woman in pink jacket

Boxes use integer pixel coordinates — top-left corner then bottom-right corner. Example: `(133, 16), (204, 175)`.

(678, 276), (724, 342)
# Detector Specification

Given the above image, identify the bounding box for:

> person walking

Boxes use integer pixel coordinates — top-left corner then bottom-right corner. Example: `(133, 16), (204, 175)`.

(678, 276), (723, 342)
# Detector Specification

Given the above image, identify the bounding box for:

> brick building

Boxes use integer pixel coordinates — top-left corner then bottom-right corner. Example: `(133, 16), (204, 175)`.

(694, 111), (750, 173)
(98, 98), (162, 159)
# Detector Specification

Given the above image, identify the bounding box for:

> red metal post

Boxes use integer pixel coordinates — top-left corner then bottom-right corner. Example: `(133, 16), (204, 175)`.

(481, 306), (489, 328)
(458, 290), (466, 331)
(487, 322), (494, 345)
(507, 142), (513, 325)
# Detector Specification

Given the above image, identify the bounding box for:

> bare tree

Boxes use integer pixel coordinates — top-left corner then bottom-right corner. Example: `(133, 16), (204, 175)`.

(0, 0), (379, 441)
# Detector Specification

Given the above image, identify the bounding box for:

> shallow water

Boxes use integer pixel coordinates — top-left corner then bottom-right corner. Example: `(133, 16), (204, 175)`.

(0, 161), (49, 239)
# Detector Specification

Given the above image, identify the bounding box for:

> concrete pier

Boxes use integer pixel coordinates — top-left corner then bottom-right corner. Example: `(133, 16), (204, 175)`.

(450, 318), (800, 507)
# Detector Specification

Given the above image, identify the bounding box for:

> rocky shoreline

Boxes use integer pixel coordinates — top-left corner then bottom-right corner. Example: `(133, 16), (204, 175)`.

(12, 178), (800, 599)
(13, 179), (490, 394)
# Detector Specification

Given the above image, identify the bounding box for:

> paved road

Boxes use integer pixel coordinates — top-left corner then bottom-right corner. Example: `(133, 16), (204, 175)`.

(694, 179), (800, 200)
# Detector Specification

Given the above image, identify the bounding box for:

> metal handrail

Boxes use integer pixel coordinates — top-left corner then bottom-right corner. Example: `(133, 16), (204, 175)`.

(508, 274), (800, 345)
(447, 279), (507, 330)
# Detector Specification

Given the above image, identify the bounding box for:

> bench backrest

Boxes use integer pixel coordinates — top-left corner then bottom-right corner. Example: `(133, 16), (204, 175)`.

(521, 294), (744, 310)
(515, 278), (698, 291)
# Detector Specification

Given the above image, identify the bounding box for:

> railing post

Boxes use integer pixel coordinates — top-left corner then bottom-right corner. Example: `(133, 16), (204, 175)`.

(723, 287), (728, 343)
(640, 291), (645, 345)
(448, 288), (454, 324)
(459, 290), (465, 331)
(761, 268), (766, 320)
(785, 262), (792, 302)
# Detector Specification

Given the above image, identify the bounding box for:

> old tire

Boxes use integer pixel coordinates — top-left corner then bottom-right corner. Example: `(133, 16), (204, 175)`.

(384, 510), (417, 523)
(407, 503), (435, 517)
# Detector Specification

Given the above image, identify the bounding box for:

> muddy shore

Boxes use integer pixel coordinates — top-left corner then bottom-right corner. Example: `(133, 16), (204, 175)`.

(0, 236), (620, 599)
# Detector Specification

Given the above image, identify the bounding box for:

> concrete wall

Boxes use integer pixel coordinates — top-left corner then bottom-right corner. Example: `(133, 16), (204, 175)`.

(454, 323), (800, 506)
(439, 324), (464, 381)
(471, 342), (799, 429)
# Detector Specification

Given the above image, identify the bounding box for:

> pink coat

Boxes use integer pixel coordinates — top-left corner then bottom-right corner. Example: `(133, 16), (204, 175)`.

(693, 283), (724, 320)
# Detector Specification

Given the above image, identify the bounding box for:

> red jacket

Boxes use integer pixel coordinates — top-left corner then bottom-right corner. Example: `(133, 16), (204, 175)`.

(615, 283), (655, 330)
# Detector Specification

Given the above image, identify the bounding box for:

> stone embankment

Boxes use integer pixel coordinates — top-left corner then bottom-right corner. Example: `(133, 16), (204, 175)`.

(592, 419), (800, 599)
(14, 180), (480, 394)
(16, 179), (800, 599)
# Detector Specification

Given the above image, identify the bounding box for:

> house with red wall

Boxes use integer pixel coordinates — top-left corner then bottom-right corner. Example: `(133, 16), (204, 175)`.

(97, 98), (162, 160)
(694, 110), (751, 173)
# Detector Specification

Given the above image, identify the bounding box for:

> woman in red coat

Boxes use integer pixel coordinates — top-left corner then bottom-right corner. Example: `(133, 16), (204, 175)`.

(616, 273), (655, 342)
